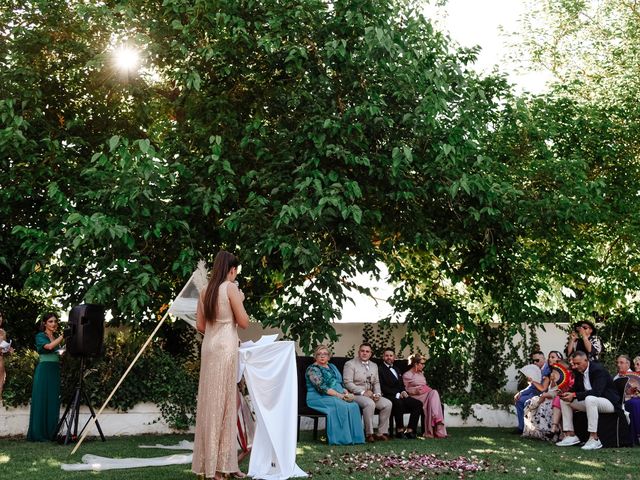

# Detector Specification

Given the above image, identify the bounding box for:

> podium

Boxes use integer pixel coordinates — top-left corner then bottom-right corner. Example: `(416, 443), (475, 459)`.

(238, 340), (307, 479)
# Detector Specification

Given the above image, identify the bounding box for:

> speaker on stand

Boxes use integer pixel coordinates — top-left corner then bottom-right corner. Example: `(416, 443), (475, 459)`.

(54, 304), (107, 445)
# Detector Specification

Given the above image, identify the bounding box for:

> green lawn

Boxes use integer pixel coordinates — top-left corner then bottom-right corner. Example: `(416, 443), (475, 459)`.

(0, 428), (639, 479)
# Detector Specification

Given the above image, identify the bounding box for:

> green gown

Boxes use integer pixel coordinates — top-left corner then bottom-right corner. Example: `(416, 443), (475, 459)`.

(26, 332), (61, 441)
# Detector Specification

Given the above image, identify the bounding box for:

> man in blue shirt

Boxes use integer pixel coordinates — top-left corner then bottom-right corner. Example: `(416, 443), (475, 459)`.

(514, 351), (547, 434)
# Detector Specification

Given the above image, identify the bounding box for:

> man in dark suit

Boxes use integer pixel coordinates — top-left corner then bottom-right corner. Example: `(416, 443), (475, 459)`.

(378, 348), (423, 439)
(556, 351), (621, 450)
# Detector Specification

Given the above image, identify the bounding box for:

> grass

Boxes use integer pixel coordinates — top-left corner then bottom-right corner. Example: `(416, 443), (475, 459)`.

(0, 428), (639, 479)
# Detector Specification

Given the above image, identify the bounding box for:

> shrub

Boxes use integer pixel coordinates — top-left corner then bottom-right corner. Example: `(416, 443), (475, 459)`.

(4, 326), (199, 430)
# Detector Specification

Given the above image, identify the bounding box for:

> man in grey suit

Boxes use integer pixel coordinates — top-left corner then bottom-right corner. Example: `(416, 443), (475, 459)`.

(343, 343), (392, 442)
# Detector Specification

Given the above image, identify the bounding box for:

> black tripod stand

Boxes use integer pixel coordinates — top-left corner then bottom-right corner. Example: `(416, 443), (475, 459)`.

(54, 357), (106, 445)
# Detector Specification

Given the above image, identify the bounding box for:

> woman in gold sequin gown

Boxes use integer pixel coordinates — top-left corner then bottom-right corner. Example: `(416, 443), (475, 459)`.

(192, 251), (249, 480)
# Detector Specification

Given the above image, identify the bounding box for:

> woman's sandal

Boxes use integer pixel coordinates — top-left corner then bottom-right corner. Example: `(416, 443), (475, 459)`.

(546, 423), (560, 439)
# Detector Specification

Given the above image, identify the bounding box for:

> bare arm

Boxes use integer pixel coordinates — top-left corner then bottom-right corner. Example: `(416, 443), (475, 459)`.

(43, 335), (64, 350)
(581, 332), (593, 352)
(227, 282), (249, 329)
(196, 293), (206, 334)
(531, 376), (551, 392)
(566, 331), (577, 355)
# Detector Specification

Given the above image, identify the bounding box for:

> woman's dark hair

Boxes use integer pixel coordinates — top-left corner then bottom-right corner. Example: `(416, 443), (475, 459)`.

(202, 250), (240, 321)
(38, 312), (58, 332)
(549, 350), (564, 360)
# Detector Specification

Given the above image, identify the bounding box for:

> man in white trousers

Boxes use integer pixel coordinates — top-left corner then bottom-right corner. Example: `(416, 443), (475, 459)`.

(556, 351), (621, 450)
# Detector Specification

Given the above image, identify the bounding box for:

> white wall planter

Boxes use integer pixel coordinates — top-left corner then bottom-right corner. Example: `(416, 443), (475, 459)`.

(1, 402), (516, 437)
(298, 403), (517, 431)
(0, 402), (195, 438)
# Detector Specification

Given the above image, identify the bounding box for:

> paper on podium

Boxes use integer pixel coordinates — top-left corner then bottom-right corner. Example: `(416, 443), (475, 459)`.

(240, 334), (279, 349)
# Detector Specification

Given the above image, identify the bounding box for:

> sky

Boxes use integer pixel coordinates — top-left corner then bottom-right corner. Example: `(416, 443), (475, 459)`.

(426, 0), (553, 94)
(338, 0), (552, 323)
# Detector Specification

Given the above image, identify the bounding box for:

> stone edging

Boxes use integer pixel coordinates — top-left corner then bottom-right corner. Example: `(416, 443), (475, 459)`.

(1, 403), (516, 437)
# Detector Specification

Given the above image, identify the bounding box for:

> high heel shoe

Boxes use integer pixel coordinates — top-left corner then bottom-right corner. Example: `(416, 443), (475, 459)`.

(435, 422), (448, 438)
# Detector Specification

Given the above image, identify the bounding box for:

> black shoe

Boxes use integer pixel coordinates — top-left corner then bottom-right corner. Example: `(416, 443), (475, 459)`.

(404, 432), (416, 439)
(395, 431), (404, 439)
(512, 428), (523, 435)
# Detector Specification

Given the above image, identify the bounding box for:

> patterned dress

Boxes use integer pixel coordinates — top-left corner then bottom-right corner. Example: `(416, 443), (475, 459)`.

(522, 393), (556, 440)
(306, 363), (365, 445)
(192, 281), (239, 477)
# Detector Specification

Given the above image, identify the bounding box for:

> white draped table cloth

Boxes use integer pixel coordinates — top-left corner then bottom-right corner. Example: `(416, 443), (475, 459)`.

(238, 340), (307, 480)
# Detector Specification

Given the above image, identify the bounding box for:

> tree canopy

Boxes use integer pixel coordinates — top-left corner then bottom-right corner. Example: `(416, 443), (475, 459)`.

(2, 0), (639, 353)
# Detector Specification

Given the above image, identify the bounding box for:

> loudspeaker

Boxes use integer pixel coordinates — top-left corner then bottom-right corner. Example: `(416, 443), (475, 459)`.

(65, 304), (105, 357)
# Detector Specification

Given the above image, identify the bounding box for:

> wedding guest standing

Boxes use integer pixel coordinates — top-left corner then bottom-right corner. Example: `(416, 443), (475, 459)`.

(565, 320), (602, 362)
(192, 251), (249, 480)
(0, 311), (12, 400)
(0, 310), (13, 400)
(403, 353), (447, 438)
(27, 313), (64, 441)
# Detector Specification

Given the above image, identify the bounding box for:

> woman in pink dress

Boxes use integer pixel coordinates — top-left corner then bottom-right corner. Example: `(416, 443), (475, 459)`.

(402, 354), (447, 438)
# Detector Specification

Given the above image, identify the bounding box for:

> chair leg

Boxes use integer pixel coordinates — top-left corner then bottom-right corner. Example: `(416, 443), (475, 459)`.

(313, 417), (318, 440)
(297, 415), (301, 442)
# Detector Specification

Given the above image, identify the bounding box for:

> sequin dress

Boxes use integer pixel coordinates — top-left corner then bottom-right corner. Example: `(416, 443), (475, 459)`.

(192, 281), (239, 477)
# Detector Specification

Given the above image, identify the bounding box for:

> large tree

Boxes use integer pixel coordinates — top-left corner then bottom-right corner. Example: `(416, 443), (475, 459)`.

(1, 0), (517, 350)
(503, 0), (640, 324)
(3, 0), (639, 355)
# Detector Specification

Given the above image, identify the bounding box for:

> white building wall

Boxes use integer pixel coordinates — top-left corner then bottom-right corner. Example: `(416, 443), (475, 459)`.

(2, 322), (568, 437)
(241, 321), (572, 392)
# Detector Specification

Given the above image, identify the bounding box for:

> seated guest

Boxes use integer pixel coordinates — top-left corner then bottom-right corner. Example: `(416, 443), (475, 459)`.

(523, 351), (565, 441)
(514, 351), (547, 434)
(403, 353), (447, 438)
(633, 356), (640, 373)
(565, 320), (602, 362)
(343, 343), (393, 443)
(614, 354), (633, 380)
(378, 348), (422, 439)
(556, 351), (620, 450)
(614, 354), (640, 445)
(305, 345), (365, 445)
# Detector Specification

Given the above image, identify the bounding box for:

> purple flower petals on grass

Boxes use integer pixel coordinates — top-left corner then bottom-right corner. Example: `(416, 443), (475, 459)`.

(316, 451), (487, 478)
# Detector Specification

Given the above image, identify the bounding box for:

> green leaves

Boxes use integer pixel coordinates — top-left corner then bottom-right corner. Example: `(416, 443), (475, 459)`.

(4, 0), (639, 358)
(109, 135), (120, 152)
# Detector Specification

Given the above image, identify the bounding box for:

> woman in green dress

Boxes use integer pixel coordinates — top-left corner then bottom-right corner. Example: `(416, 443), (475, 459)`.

(27, 313), (64, 441)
